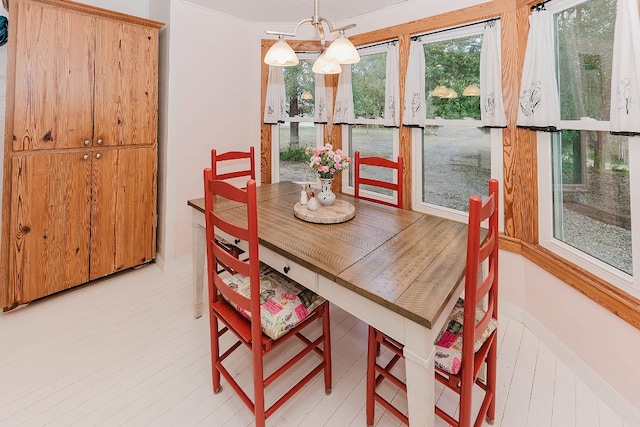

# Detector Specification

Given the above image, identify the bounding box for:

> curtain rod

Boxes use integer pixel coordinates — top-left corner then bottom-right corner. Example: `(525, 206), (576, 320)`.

(531, 0), (551, 11)
(357, 39), (398, 51)
(411, 18), (498, 41)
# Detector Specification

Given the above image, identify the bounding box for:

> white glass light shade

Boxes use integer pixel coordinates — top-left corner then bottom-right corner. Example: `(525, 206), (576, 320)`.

(264, 38), (299, 66)
(462, 84), (480, 96)
(312, 52), (342, 74)
(324, 34), (360, 64)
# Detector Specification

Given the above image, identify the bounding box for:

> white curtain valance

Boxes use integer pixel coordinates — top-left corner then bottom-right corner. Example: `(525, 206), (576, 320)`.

(314, 73), (329, 124)
(517, 10), (560, 131)
(263, 65), (285, 124)
(609, 0), (640, 136)
(480, 21), (507, 128)
(333, 64), (355, 124)
(403, 40), (426, 127)
(384, 44), (400, 127)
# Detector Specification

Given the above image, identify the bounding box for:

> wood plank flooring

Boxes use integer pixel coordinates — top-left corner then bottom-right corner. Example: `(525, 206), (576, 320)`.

(0, 257), (635, 426)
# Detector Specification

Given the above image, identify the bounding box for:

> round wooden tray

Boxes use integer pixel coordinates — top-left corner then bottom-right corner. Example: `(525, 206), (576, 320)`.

(294, 200), (355, 224)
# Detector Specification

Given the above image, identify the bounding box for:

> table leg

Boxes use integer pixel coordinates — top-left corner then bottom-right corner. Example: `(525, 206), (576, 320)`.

(404, 345), (436, 427)
(192, 213), (206, 319)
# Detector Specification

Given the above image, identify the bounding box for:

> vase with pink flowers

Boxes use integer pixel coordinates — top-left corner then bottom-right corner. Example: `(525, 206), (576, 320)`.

(305, 142), (351, 207)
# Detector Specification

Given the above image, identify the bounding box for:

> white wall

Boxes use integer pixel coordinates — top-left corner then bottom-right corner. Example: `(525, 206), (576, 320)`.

(163, 2), (260, 260)
(501, 251), (640, 420)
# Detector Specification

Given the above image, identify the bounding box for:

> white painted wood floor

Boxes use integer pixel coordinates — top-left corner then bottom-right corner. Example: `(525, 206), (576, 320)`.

(0, 257), (634, 427)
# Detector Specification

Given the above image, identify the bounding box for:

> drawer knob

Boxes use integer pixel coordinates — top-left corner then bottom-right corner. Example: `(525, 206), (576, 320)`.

(283, 266), (290, 274)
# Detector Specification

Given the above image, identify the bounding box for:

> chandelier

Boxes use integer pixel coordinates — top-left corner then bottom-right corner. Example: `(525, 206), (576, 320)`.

(263, 0), (361, 74)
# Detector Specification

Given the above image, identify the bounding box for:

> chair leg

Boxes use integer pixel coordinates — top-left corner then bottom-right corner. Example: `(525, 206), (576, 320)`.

(322, 303), (333, 394)
(459, 369), (473, 427)
(210, 314), (222, 394)
(486, 341), (497, 424)
(366, 326), (377, 426)
(253, 344), (266, 427)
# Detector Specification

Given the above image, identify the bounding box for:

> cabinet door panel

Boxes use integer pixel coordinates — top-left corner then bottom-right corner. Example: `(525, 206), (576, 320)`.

(10, 153), (91, 303)
(90, 146), (157, 279)
(12, 2), (94, 151)
(94, 19), (159, 147)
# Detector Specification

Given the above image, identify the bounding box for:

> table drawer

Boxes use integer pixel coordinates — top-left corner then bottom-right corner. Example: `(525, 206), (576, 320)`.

(213, 230), (317, 291)
(259, 245), (318, 292)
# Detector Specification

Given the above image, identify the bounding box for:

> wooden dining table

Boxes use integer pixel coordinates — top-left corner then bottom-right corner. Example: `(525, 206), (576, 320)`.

(187, 181), (469, 427)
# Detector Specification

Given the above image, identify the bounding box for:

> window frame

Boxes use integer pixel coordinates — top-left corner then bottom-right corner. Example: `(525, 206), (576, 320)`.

(410, 23), (504, 229)
(341, 44), (400, 203)
(536, 0), (640, 298)
(270, 53), (324, 183)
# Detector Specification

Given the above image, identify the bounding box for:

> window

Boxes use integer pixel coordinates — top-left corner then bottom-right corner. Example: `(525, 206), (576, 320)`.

(414, 25), (502, 222)
(538, 0), (638, 296)
(344, 46), (398, 200)
(273, 57), (322, 182)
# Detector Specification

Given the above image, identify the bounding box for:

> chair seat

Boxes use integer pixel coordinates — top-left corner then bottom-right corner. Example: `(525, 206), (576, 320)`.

(434, 298), (498, 375)
(222, 265), (326, 340)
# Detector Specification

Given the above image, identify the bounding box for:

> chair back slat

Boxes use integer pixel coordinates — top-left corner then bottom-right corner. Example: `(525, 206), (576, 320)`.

(211, 146), (256, 183)
(213, 273), (250, 311)
(354, 151), (403, 209)
(212, 242), (249, 276)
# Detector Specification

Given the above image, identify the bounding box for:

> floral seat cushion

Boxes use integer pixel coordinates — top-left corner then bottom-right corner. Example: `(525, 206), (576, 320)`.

(222, 265), (325, 340)
(434, 298), (498, 375)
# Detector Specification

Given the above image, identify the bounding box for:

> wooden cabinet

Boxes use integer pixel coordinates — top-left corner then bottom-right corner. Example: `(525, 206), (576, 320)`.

(1, 0), (163, 309)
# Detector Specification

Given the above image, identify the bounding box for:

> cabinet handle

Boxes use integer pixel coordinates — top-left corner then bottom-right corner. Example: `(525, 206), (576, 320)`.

(283, 266), (290, 274)
(97, 139), (103, 145)
(96, 153), (101, 159)
(83, 154), (89, 160)
(84, 140), (90, 146)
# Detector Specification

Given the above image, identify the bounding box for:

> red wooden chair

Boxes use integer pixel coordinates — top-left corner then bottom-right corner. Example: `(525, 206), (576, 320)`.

(366, 179), (500, 426)
(211, 146), (256, 183)
(354, 151), (403, 208)
(204, 168), (332, 427)
(210, 147), (256, 271)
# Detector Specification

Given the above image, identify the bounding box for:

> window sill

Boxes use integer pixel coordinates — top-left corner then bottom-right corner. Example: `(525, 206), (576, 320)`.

(499, 234), (640, 331)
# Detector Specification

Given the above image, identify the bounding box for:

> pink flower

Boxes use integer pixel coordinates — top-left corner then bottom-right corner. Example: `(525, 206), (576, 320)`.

(306, 142), (351, 179)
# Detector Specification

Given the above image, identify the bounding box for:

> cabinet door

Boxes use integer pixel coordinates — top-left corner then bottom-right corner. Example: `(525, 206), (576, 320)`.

(11, 2), (95, 151)
(94, 19), (159, 147)
(9, 153), (91, 303)
(90, 146), (157, 279)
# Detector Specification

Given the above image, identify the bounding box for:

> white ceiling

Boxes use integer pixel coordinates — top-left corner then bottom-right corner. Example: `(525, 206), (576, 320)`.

(183, 0), (411, 23)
